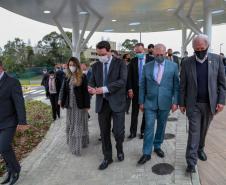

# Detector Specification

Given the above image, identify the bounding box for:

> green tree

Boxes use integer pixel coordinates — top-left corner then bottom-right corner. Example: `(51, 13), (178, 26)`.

(121, 39), (138, 52)
(37, 31), (72, 65)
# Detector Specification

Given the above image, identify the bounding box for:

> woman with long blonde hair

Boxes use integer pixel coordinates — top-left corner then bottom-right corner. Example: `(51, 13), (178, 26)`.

(59, 57), (90, 155)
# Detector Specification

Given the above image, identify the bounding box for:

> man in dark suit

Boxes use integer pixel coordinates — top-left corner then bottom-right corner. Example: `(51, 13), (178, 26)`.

(88, 41), (127, 170)
(55, 66), (65, 84)
(47, 70), (62, 120)
(41, 69), (49, 99)
(127, 43), (152, 139)
(180, 34), (226, 173)
(0, 60), (28, 185)
(167, 48), (180, 69)
(146, 44), (155, 62)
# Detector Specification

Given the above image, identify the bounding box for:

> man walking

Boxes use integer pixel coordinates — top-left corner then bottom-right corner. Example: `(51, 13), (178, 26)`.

(137, 44), (179, 164)
(88, 41), (127, 170)
(180, 34), (226, 173)
(0, 60), (29, 185)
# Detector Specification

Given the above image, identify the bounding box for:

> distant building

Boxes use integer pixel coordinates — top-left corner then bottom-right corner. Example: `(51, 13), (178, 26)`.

(83, 41), (117, 63)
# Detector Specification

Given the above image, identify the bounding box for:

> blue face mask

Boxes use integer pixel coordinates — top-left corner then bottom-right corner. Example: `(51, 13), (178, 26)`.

(136, 53), (144, 59)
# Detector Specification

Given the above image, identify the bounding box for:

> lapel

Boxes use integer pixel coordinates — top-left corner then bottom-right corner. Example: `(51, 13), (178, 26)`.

(207, 53), (213, 86)
(150, 62), (156, 82)
(107, 57), (115, 79)
(97, 62), (103, 85)
(0, 72), (7, 88)
(190, 55), (197, 87)
(159, 60), (168, 85)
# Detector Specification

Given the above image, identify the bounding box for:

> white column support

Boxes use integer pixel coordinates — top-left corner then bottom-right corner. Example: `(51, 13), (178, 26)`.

(70, 0), (80, 58)
(203, 0), (212, 48)
(53, 18), (73, 51)
(181, 25), (187, 57)
(52, 0), (103, 60)
(175, 0), (201, 35)
(80, 4), (103, 50)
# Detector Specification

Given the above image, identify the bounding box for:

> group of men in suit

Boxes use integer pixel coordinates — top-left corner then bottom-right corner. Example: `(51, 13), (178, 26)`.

(88, 34), (226, 173)
(0, 33), (225, 185)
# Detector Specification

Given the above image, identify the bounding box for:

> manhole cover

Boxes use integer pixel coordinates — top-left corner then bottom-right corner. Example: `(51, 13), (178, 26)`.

(152, 163), (174, 175)
(164, 133), (175, 140)
(167, 117), (178, 121)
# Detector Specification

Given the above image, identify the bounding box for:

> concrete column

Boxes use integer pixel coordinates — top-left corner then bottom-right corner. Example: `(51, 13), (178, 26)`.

(71, 0), (80, 58)
(203, 0), (212, 48)
(181, 25), (187, 57)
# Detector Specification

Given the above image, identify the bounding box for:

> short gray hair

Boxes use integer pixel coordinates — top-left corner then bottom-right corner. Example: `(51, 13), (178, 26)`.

(192, 34), (209, 48)
(154, 44), (166, 52)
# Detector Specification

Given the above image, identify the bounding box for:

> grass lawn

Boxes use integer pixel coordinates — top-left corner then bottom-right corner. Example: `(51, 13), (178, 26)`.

(20, 75), (42, 86)
(0, 100), (53, 176)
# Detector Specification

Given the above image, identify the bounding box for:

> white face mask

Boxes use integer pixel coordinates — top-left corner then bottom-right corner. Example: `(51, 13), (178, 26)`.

(98, 55), (109, 63)
(69, 66), (76, 73)
(50, 75), (54, 79)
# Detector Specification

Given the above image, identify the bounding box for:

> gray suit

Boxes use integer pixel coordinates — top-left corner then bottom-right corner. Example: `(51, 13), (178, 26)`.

(0, 73), (26, 174)
(180, 53), (226, 166)
(89, 57), (127, 159)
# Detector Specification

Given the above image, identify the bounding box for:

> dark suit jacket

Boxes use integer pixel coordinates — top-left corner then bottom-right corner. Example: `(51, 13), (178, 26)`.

(127, 56), (152, 95)
(0, 73), (26, 130)
(180, 53), (226, 115)
(89, 57), (127, 113)
(59, 74), (90, 109)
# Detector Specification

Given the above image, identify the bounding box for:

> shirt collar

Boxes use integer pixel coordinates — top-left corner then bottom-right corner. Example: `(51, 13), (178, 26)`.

(155, 60), (165, 66)
(0, 71), (4, 80)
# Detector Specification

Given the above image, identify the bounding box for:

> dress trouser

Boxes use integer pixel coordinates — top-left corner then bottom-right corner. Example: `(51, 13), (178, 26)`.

(130, 94), (145, 135)
(143, 109), (170, 155)
(98, 99), (125, 160)
(49, 93), (60, 120)
(0, 127), (21, 174)
(186, 103), (213, 167)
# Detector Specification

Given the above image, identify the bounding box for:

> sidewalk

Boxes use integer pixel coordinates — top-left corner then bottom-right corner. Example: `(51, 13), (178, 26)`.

(1, 98), (197, 185)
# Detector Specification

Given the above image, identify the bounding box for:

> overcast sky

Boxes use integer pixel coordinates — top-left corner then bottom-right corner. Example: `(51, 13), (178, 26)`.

(0, 7), (226, 55)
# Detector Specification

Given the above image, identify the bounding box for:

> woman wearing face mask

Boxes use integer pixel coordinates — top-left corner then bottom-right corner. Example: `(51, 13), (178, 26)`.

(59, 57), (90, 156)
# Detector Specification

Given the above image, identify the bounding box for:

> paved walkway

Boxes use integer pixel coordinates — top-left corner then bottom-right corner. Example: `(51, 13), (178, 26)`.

(198, 109), (226, 185)
(1, 97), (197, 185)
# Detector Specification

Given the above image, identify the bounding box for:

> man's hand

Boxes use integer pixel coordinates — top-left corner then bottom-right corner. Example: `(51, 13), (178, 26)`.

(180, 106), (186, 114)
(96, 87), (104, 95)
(171, 104), (178, 113)
(17, 125), (30, 132)
(128, 89), (134, 99)
(88, 86), (96, 94)
(139, 104), (144, 112)
(216, 104), (224, 114)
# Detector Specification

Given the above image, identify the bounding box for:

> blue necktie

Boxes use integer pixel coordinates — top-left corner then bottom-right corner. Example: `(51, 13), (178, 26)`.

(104, 63), (108, 86)
(139, 58), (143, 83)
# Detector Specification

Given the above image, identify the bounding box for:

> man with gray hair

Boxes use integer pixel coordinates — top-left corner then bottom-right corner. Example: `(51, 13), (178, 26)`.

(137, 43), (179, 164)
(180, 34), (226, 173)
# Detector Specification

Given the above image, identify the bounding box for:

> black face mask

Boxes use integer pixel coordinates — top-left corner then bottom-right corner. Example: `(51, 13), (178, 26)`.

(195, 48), (208, 60)
(149, 51), (153, 55)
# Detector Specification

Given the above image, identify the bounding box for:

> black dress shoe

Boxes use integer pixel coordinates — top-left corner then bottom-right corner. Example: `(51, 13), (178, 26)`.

(154, 148), (165, 158)
(117, 153), (124, 161)
(186, 165), (196, 173)
(198, 150), (207, 161)
(98, 159), (113, 170)
(139, 133), (144, 139)
(128, 134), (136, 139)
(1, 172), (11, 184)
(9, 172), (20, 185)
(137, 155), (151, 165)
